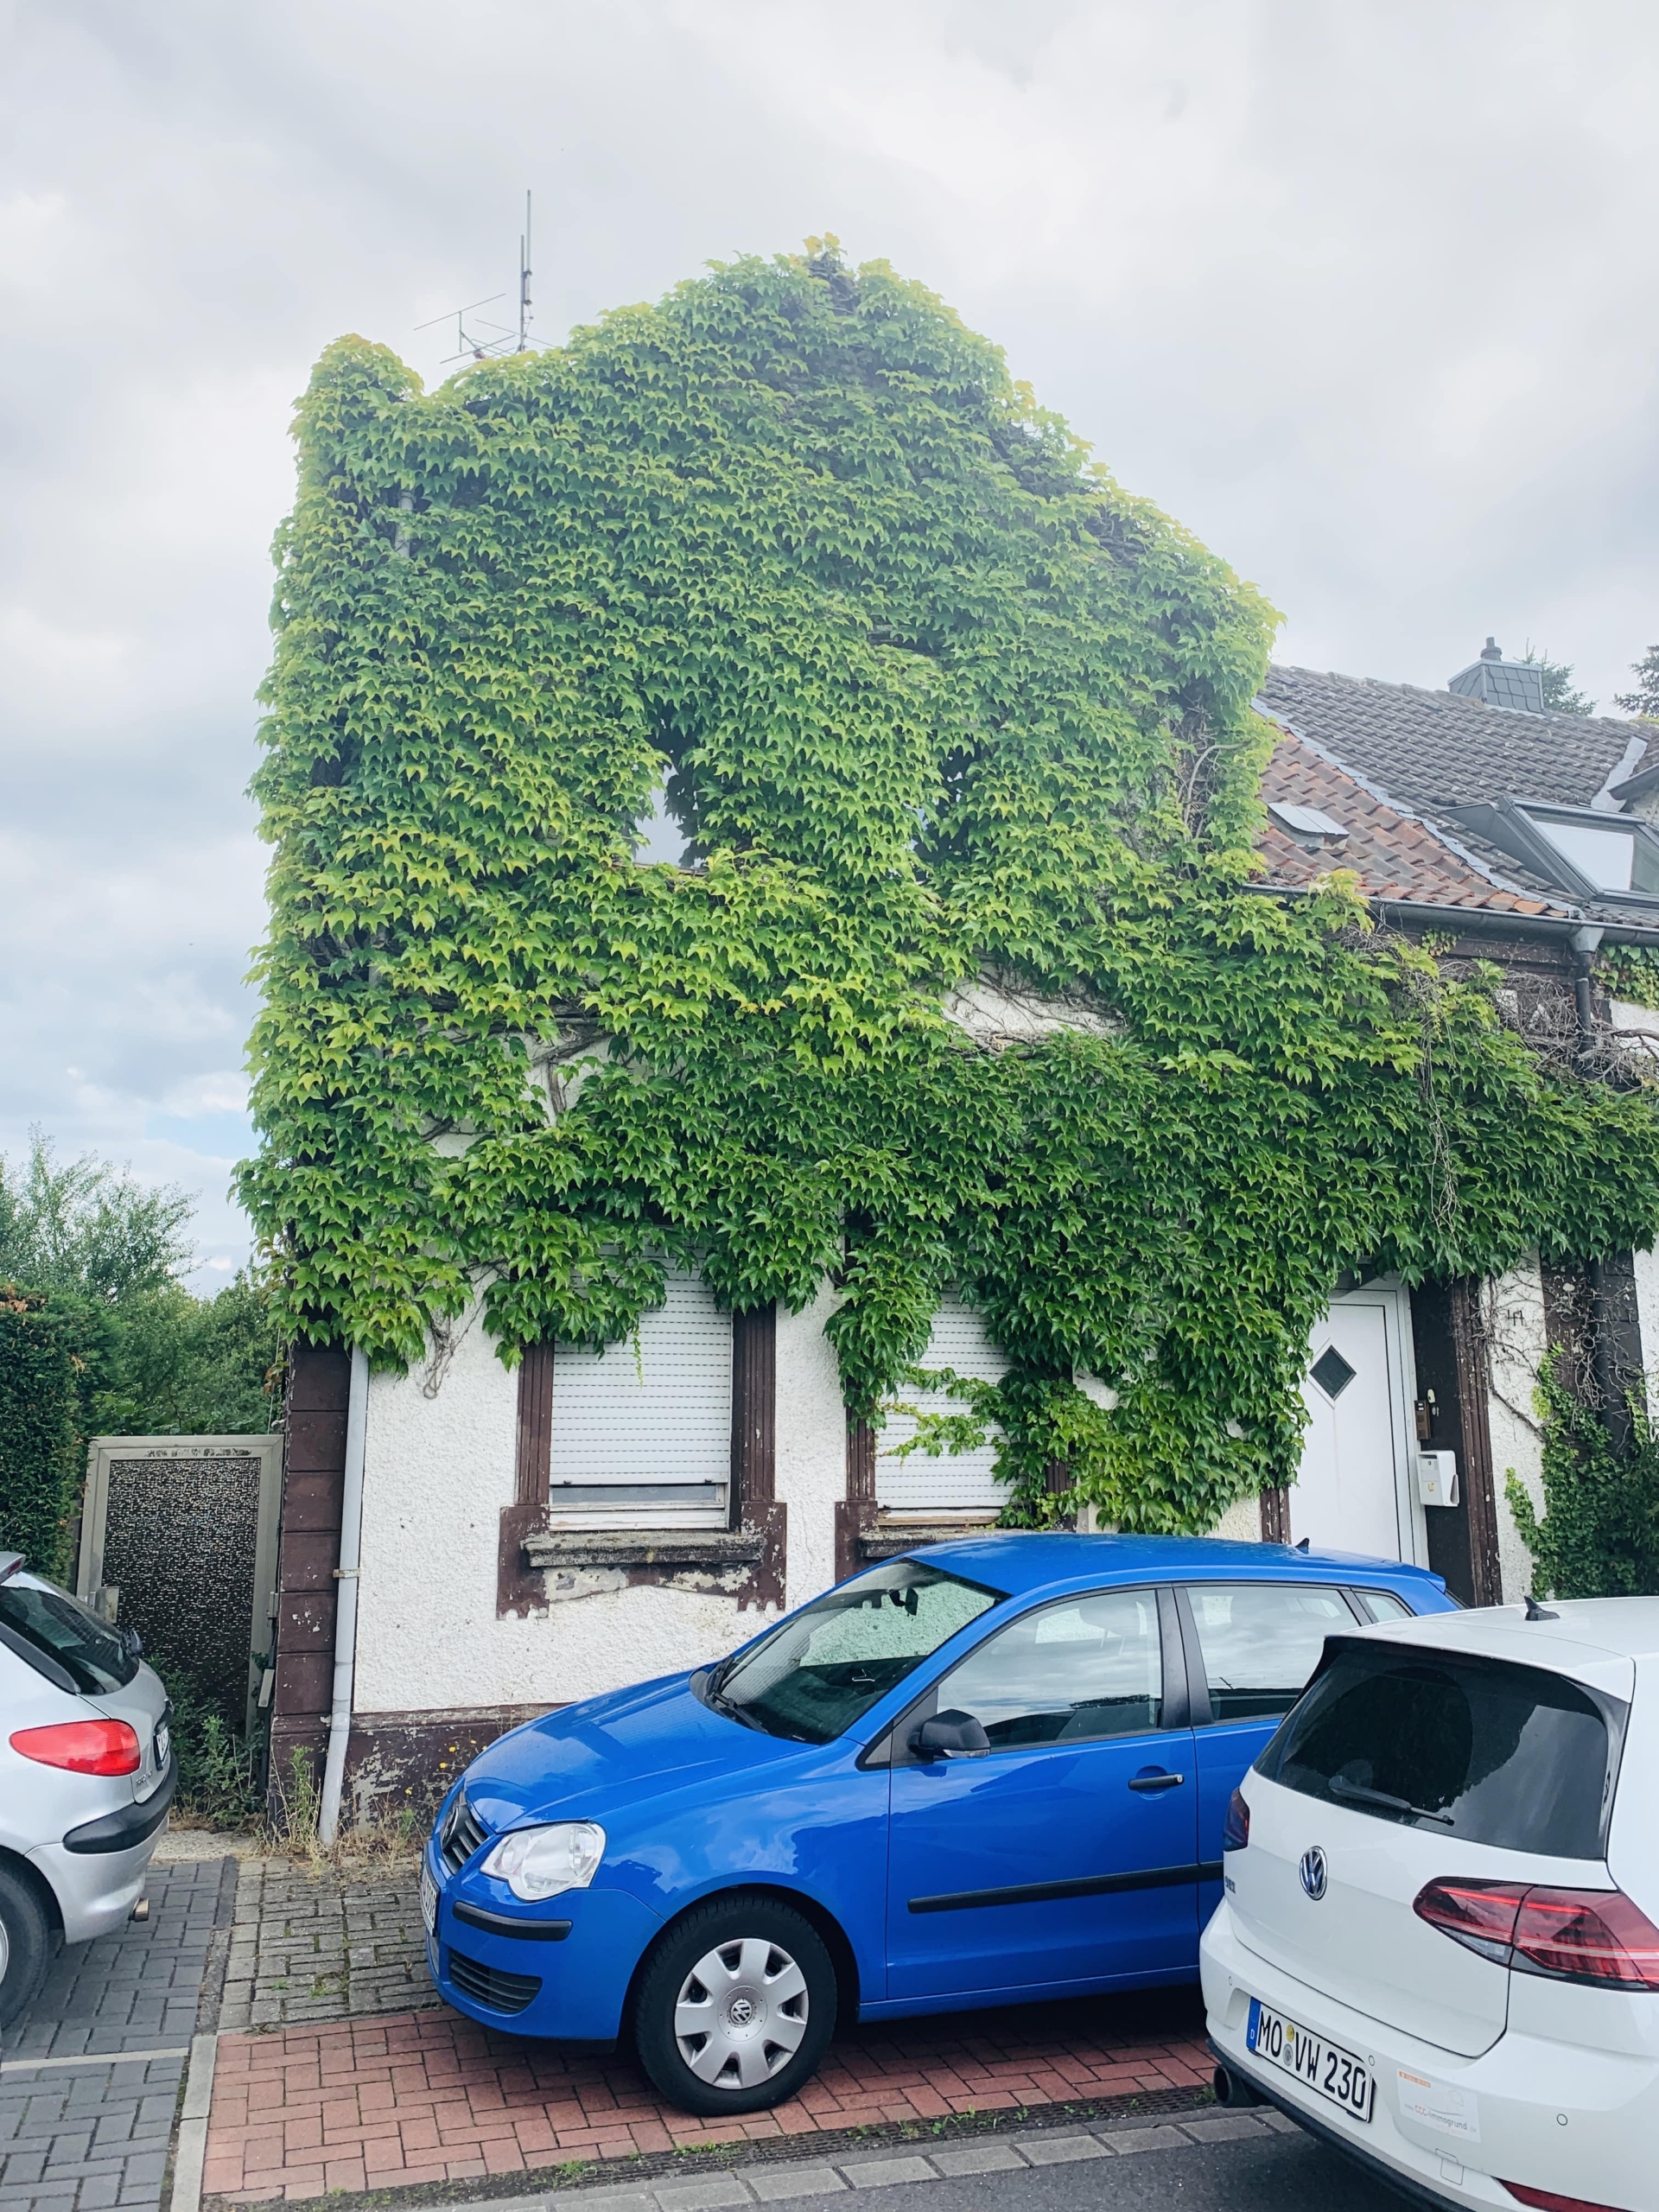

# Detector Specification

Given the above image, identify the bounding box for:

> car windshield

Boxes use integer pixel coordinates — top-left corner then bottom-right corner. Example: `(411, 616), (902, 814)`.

(1258, 1639), (1623, 1859)
(0, 1577), (139, 1696)
(707, 1560), (1003, 1745)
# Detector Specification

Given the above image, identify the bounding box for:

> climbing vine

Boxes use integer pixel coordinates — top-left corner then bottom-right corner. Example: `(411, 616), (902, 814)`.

(239, 244), (1659, 1533)
(1506, 1354), (1659, 1598)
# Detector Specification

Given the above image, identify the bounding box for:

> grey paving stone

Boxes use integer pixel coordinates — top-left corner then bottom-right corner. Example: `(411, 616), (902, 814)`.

(1259, 2108), (1300, 2133)
(1017, 2133), (1112, 2165)
(652, 2181), (753, 2212)
(926, 2144), (1029, 2177)
(550, 2191), (654, 2212)
(1178, 2111), (1271, 2143)
(836, 2159), (937, 2190)
(737, 2166), (849, 2201)
(1099, 2125), (1192, 2156)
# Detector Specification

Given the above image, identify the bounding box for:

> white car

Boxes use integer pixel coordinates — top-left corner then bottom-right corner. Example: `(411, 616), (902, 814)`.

(0, 1551), (175, 2024)
(1204, 1596), (1659, 2212)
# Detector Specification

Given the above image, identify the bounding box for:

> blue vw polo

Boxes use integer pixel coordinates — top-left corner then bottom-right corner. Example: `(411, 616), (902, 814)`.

(422, 1535), (1452, 2114)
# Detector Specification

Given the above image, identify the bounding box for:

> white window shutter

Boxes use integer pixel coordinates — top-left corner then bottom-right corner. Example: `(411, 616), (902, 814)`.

(549, 1269), (732, 1521)
(876, 1295), (1008, 1511)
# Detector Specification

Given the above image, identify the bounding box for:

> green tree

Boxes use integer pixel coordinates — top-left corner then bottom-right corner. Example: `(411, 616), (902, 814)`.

(1616, 645), (1659, 721)
(0, 1130), (193, 1301)
(1522, 648), (1595, 715)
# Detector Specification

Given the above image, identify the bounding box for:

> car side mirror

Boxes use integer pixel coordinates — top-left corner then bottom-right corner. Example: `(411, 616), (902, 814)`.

(908, 1708), (990, 1760)
(122, 1627), (143, 1660)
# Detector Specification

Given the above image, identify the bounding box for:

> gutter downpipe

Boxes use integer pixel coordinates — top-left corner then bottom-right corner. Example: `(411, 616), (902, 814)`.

(318, 1345), (368, 1847)
(1566, 925), (1624, 1442)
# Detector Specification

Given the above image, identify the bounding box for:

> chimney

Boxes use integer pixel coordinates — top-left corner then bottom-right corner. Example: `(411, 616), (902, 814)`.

(1446, 637), (1544, 714)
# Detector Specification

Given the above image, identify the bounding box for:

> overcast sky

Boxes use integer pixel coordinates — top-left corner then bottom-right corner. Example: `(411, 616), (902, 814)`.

(3, 0), (1657, 1287)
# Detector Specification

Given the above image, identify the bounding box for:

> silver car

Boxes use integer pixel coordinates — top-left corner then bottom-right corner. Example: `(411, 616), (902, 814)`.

(0, 1551), (175, 2024)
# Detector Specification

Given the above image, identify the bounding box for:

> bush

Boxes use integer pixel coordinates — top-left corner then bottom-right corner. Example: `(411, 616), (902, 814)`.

(0, 1288), (81, 1579)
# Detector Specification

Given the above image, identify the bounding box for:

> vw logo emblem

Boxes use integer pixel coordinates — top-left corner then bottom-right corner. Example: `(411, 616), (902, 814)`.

(1300, 1846), (1328, 1901)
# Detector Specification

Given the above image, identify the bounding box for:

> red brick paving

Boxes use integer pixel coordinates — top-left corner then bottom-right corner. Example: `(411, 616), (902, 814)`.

(203, 1991), (1210, 2202)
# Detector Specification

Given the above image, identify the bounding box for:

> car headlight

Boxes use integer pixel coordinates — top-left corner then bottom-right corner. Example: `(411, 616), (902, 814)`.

(480, 1821), (606, 1902)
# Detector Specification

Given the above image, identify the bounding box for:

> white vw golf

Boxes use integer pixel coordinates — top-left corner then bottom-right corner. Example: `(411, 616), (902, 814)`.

(1203, 1597), (1659, 2212)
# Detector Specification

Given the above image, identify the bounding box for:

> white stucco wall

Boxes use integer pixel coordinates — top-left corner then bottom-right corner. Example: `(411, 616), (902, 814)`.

(776, 1280), (849, 1607)
(1485, 1257), (1548, 1604)
(1209, 1496), (1262, 1542)
(353, 1299), (755, 1719)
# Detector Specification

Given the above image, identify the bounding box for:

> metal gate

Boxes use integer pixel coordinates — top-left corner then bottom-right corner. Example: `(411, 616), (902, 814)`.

(77, 1434), (282, 1731)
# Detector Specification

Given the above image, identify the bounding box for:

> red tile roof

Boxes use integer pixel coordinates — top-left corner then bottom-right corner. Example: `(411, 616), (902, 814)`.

(1255, 728), (1555, 916)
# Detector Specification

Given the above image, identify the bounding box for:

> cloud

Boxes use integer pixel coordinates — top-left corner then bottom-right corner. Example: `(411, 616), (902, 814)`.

(3, 0), (1658, 1281)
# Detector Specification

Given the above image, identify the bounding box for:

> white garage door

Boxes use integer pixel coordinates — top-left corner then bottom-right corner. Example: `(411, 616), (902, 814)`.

(876, 1296), (1009, 1513)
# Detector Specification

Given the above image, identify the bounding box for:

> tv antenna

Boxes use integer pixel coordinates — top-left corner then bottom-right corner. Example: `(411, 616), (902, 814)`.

(416, 191), (537, 365)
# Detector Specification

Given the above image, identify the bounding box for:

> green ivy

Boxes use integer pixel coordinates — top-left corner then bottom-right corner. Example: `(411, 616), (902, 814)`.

(1506, 1354), (1659, 1597)
(239, 245), (1659, 1534)
(0, 1287), (82, 1579)
(1600, 944), (1659, 1012)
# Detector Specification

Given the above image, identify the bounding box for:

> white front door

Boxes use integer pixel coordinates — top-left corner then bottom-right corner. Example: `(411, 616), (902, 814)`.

(1293, 1283), (1424, 1563)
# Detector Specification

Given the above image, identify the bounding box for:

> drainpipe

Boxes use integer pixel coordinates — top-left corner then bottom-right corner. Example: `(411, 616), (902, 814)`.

(1567, 927), (1623, 1436)
(317, 1345), (368, 1847)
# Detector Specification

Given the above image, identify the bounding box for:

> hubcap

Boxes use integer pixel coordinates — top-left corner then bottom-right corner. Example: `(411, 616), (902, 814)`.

(0, 1913), (10, 1986)
(673, 1936), (809, 2090)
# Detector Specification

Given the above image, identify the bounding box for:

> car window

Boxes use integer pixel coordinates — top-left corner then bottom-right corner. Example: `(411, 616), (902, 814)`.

(1260, 1640), (1622, 1859)
(1185, 1582), (1351, 1722)
(709, 1559), (1001, 1745)
(925, 1586), (1165, 1751)
(1355, 1587), (1414, 1623)
(0, 1578), (138, 1696)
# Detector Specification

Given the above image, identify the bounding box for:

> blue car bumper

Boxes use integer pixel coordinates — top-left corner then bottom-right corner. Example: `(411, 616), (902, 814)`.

(426, 1854), (664, 2042)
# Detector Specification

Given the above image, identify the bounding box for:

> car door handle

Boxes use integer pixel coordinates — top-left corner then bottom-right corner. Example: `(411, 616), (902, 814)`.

(1127, 1770), (1185, 1791)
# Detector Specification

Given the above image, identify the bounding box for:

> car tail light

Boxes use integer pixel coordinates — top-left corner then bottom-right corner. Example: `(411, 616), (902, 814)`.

(1414, 1878), (1526, 1965)
(1223, 1787), (1250, 1851)
(1503, 2183), (1634, 2212)
(1513, 1889), (1659, 1990)
(1415, 1878), (1659, 1991)
(10, 1719), (142, 1776)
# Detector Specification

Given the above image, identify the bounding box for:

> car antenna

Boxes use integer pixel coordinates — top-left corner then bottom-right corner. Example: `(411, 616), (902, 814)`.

(1294, 1536), (1310, 1551)
(1523, 1593), (1559, 1622)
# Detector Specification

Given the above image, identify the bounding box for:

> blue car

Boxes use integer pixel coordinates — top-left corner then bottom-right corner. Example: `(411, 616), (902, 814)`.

(422, 1535), (1452, 2114)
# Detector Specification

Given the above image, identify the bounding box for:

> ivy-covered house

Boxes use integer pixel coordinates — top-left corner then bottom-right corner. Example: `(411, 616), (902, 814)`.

(245, 252), (1659, 1815)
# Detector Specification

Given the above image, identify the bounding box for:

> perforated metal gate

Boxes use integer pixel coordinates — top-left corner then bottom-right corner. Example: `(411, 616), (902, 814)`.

(77, 1434), (282, 1728)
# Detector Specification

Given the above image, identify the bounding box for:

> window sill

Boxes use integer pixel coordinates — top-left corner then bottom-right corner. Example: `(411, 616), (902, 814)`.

(857, 1518), (1000, 1560)
(523, 1529), (766, 1570)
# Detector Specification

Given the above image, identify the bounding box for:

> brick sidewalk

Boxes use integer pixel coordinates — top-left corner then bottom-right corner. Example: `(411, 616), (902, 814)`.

(202, 1989), (1210, 2204)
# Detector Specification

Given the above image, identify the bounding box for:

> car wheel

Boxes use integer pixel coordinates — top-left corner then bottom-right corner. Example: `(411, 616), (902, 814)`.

(633, 1894), (837, 2115)
(0, 1861), (53, 2029)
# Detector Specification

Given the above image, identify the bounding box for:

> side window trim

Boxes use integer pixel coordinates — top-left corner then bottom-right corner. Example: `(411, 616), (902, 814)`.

(885, 1583), (1179, 1769)
(1155, 1585), (1193, 1732)
(1338, 1586), (1374, 1624)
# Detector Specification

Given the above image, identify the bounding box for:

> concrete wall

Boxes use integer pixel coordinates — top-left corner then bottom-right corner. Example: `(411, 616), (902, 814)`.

(353, 1300), (755, 1720)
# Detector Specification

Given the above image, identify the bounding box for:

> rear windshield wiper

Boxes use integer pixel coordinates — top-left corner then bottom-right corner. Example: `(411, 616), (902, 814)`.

(1329, 1774), (1453, 1826)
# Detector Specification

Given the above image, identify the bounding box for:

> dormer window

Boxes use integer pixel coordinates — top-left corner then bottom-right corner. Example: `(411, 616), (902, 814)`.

(1268, 801), (1349, 851)
(1446, 798), (1659, 907)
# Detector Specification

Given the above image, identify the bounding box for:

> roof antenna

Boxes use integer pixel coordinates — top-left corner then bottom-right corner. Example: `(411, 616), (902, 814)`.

(518, 190), (532, 352)
(415, 294), (513, 365)
(1523, 1592), (1559, 1621)
(1294, 1535), (1311, 1551)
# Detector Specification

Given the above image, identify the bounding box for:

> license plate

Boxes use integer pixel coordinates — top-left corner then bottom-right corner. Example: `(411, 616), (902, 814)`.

(420, 1862), (439, 1938)
(1247, 1997), (1373, 2122)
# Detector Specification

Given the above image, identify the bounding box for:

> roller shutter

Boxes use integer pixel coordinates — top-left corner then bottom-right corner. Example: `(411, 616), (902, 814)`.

(875, 1295), (1008, 1511)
